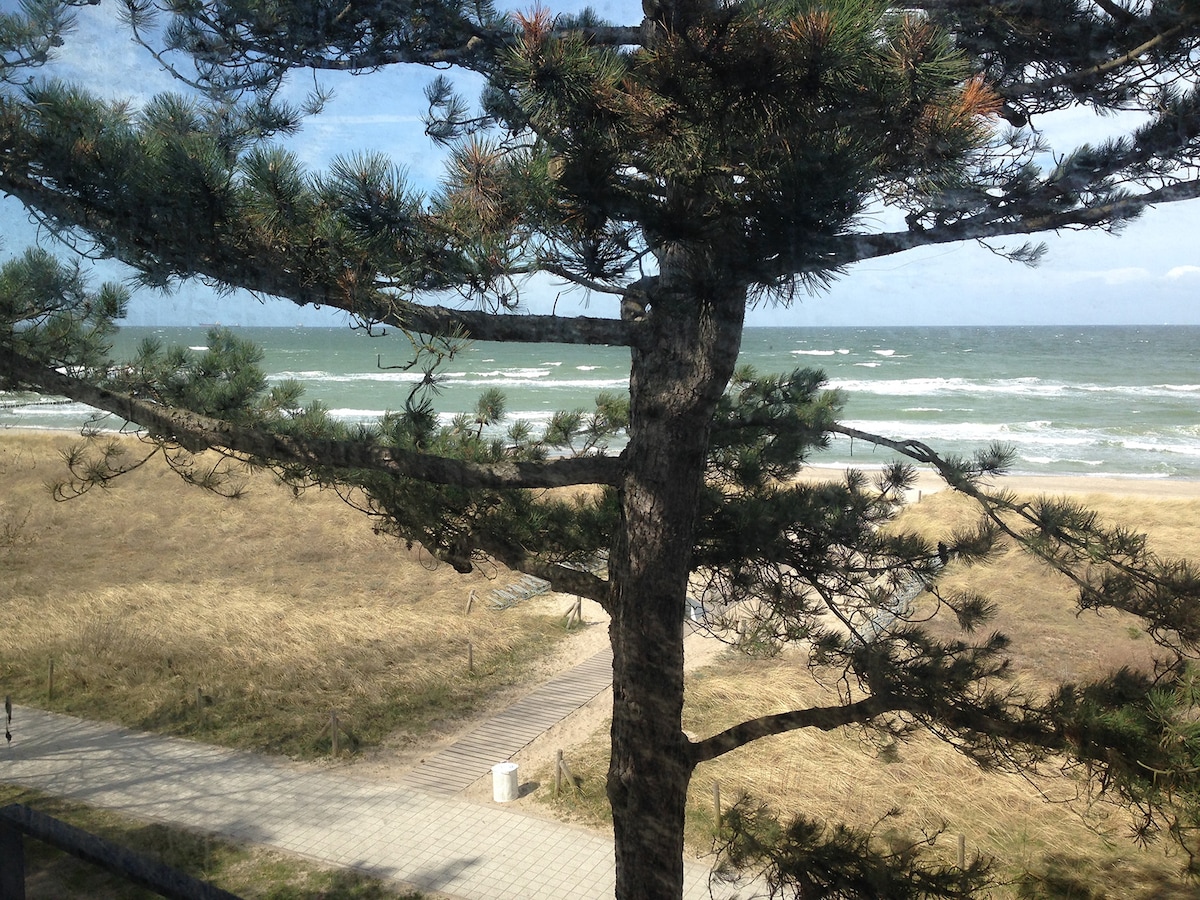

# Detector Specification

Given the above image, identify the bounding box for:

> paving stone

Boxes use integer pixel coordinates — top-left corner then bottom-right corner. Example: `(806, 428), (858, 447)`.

(1, 626), (762, 899)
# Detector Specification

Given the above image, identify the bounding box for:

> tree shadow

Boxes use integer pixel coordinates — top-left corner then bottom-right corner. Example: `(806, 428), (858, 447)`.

(1018, 851), (1197, 900)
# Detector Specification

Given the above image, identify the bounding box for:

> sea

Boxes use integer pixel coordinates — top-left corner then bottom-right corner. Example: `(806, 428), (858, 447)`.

(3, 324), (1199, 480)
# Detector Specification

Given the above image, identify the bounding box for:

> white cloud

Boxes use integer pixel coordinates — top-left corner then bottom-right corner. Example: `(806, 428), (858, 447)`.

(1166, 265), (1200, 280)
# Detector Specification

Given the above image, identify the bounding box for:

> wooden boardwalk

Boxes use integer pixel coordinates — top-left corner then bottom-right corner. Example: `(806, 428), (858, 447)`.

(398, 646), (615, 796)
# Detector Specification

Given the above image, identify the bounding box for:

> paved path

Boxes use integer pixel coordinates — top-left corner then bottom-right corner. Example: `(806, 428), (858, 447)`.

(399, 647), (615, 796)
(1, 706), (741, 900)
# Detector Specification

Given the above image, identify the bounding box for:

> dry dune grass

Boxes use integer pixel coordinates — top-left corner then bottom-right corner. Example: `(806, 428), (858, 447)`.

(538, 488), (1200, 897)
(0, 430), (568, 758)
(895, 490), (1185, 690)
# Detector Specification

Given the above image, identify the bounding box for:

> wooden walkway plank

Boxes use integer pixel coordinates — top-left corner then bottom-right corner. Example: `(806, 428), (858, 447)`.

(398, 646), (614, 796)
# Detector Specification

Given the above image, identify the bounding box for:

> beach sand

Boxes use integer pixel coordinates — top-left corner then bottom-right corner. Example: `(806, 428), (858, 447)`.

(801, 464), (1200, 501)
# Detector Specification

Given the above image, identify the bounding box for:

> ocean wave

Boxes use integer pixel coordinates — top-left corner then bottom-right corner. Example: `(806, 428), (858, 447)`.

(324, 408), (591, 426)
(272, 370), (430, 383)
(454, 377), (629, 389)
(327, 408), (390, 422)
(1021, 455), (1105, 467)
(840, 418), (1200, 450)
(472, 368), (552, 379)
(271, 370), (623, 387)
(829, 376), (1200, 400)
(1077, 383), (1200, 396)
(1114, 439), (1200, 458)
(829, 376), (1065, 397)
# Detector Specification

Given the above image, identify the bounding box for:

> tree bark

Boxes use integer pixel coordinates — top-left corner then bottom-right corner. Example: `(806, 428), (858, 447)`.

(607, 247), (745, 900)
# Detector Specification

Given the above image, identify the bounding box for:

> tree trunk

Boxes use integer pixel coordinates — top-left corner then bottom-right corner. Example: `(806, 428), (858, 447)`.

(607, 249), (745, 900)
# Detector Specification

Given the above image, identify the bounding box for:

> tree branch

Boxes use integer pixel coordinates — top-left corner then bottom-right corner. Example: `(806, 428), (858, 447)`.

(0, 174), (637, 347)
(0, 346), (624, 489)
(688, 684), (1070, 767)
(287, 24), (645, 72)
(1000, 22), (1193, 100)
(472, 534), (611, 608)
(688, 696), (903, 764)
(393, 302), (636, 346)
(815, 179), (1200, 271)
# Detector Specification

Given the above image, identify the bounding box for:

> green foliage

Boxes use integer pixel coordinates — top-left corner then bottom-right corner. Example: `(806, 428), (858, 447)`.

(113, 327), (308, 426)
(500, 0), (1001, 291)
(1045, 665), (1200, 860)
(339, 383), (627, 572)
(715, 798), (994, 899)
(0, 0), (79, 85)
(0, 246), (127, 379)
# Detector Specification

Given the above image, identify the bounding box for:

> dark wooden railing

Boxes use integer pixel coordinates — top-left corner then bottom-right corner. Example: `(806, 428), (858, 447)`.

(0, 803), (242, 900)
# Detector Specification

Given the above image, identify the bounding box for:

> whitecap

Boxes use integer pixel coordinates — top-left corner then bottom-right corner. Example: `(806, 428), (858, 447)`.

(1020, 455), (1106, 467)
(474, 368), (552, 379)
(826, 376), (1066, 398)
(328, 408), (388, 421)
(457, 377), (629, 389)
(838, 419), (1094, 446)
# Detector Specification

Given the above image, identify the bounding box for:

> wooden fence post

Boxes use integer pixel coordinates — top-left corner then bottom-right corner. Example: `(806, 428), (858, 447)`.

(713, 781), (722, 834)
(468, 642), (474, 675)
(554, 749), (563, 797)
(465, 590), (475, 614)
(557, 753), (580, 795)
(957, 833), (966, 869)
(47, 659), (54, 701)
(331, 711), (340, 757)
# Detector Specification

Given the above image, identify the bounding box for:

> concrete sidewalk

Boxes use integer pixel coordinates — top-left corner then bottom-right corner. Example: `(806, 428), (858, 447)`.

(1, 706), (741, 900)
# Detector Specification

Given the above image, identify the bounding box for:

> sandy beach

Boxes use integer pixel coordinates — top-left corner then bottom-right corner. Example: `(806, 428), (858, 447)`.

(798, 464), (1200, 501)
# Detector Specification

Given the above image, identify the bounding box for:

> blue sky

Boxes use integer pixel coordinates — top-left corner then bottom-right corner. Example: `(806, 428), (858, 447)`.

(2, 0), (1198, 327)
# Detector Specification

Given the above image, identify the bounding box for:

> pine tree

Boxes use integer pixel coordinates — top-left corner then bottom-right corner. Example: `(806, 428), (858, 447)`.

(4, 2), (1200, 898)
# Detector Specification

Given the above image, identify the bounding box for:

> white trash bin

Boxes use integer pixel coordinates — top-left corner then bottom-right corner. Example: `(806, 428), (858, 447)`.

(492, 761), (519, 802)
